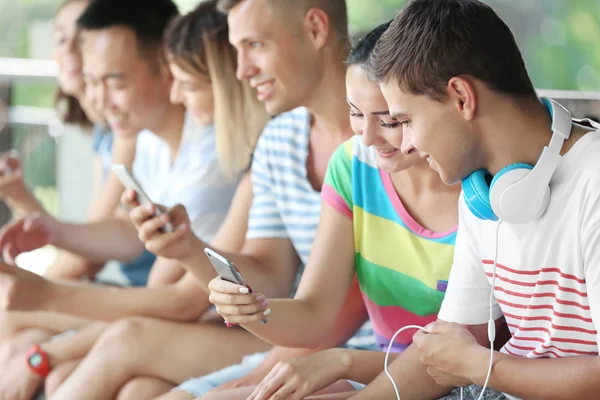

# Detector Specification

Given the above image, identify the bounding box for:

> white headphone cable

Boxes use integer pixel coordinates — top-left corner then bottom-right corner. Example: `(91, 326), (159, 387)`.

(385, 220), (502, 400)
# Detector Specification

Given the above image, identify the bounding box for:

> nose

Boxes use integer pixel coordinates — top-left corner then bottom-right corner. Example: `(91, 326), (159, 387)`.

(360, 121), (379, 148)
(400, 132), (415, 156)
(170, 81), (183, 105)
(95, 83), (111, 114)
(236, 49), (259, 81)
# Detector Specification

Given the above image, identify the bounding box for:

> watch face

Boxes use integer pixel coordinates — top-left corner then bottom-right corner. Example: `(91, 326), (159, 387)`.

(28, 353), (43, 368)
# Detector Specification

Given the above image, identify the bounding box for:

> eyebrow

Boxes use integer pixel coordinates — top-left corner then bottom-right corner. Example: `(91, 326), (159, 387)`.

(101, 73), (125, 81)
(390, 112), (409, 120)
(347, 99), (391, 116)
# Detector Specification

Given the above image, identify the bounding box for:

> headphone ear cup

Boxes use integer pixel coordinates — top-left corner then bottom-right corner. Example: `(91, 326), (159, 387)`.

(461, 169), (498, 221)
(490, 163), (539, 223)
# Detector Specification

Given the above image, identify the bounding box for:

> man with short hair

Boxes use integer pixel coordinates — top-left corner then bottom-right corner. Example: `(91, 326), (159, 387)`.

(48, 0), (374, 398)
(341, 0), (600, 399)
(0, 0), (243, 397)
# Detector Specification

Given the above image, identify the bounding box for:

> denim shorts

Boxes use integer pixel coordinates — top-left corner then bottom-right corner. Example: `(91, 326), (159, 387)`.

(175, 352), (268, 397)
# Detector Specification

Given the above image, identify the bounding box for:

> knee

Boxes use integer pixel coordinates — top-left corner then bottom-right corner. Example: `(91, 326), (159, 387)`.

(45, 360), (80, 397)
(95, 317), (150, 352)
(117, 377), (174, 400)
(116, 378), (150, 400)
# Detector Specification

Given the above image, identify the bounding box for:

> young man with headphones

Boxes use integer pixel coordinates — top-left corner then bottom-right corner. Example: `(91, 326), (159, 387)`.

(347, 0), (600, 399)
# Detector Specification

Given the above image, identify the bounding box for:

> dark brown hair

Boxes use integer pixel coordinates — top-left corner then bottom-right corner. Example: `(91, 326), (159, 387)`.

(369, 0), (537, 102)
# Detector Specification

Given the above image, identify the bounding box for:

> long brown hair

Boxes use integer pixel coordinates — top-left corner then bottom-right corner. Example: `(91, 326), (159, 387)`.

(53, 0), (92, 128)
(163, 0), (269, 177)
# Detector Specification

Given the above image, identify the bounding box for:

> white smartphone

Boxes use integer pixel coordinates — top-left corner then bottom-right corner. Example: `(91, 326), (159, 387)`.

(111, 164), (173, 233)
(204, 248), (267, 324)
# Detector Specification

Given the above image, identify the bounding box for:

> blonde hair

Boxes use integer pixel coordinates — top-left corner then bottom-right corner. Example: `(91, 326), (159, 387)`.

(164, 0), (269, 177)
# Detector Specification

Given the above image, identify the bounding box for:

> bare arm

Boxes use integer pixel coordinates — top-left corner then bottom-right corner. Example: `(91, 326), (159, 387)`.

(52, 209), (144, 262)
(349, 322), (499, 400)
(0, 153), (45, 215)
(0, 310), (93, 340)
(479, 353), (600, 400)
(209, 203), (360, 348)
(40, 264), (211, 321)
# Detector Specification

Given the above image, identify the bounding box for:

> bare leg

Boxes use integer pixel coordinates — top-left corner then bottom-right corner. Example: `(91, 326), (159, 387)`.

(51, 317), (270, 400)
(198, 381), (356, 400)
(0, 328), (51, 400)
(308, 392), (357, 399)
(154, 391), (195, 400)
(117, 377), (175, 400)
(45, 360), (81, 397)
(42, 321), (108, 367)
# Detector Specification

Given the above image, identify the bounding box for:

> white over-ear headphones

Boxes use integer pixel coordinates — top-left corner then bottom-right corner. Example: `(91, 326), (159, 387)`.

(462, 98), (572, 224)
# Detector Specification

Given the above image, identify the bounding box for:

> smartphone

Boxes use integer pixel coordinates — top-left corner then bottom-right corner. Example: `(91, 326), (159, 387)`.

(204, 247), (247, 287)
(204, 248), (267, 324)
(111, 164), (173, 233)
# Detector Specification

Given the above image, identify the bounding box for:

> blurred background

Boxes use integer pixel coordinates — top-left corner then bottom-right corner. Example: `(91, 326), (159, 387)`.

(0, 0), (598, 271)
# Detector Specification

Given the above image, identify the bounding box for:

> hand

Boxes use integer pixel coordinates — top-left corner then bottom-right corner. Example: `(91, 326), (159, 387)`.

(413, 321), (489, 388)
(121, 189), (193, 259)
(209, 366), (271, 393)
(208, 277), (270, 325)
(0, 263), (49, 311)
(0, 151), (28, 199)
(248, 349), (351, 400)
(0, 213), (58, 262)
(0, 330), (47, 400)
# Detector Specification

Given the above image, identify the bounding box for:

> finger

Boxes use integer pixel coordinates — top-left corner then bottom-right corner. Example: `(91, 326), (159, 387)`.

(23, 213), (44, 232)
(249, 375), (285, 400)
(208, 291), (263, 307)
(2, 246), (15, 266)
(121, 189), (139, 208)
(208, 277), (252, 295)
(138, 214), (170, 242)
(0, 220), (23, 249)
(129, 203), (156, 228)
(4, 244), (20, 264)
(424, 321), (449, 334)
(216, 302), (268, 317)
(218, 312), (270, 325)
(143, 228), (187, 255)
(169, 204), (188, 221)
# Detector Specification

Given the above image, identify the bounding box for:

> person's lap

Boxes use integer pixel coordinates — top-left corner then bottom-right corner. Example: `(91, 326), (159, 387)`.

(51, 317), (270, 399)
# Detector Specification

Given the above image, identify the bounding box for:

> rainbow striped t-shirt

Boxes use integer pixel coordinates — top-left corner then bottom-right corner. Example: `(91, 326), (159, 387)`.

(322, 136), (457, 352)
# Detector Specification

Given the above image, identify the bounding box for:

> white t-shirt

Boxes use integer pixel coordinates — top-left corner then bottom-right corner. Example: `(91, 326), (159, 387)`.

(439, 121), (600, 364)
(132, 112), (239, 242)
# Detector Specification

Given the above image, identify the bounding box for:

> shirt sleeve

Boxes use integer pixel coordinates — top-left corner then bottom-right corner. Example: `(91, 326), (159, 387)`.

(245, 128), (288, 241)
(438, 196), (504, 325)
(322, 138), (354, 220)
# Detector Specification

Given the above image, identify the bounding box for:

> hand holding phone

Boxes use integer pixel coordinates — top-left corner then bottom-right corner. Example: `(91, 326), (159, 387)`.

(111, 164), (173, 233)
(205, 248), (269, 326)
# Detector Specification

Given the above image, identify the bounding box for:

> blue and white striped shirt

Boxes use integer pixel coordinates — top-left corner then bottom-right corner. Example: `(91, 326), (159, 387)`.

(246, 107), (318, 266)
(247, 107), (376, 351)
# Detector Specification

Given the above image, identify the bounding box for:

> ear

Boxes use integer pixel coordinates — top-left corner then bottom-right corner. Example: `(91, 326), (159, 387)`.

(303, 8), (330, 50)
(447, 76), (477, 121)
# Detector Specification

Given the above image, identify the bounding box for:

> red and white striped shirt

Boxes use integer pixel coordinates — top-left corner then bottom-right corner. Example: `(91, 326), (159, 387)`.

(439, 126), (600, 361)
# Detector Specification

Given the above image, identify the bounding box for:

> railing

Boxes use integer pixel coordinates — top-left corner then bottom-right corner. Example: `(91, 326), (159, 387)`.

(0, 58), (60, 227)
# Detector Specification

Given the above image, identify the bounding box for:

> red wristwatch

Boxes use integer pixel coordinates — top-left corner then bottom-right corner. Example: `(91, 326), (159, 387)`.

(25, 345), (51, 378)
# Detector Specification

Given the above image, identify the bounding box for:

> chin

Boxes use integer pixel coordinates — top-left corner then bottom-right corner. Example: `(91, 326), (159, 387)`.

(265, 99), (294, 116)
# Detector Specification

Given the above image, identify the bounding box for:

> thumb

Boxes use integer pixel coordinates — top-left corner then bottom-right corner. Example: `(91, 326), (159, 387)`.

(170, 204), (188, 221)
(0, 255), (17, 272)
